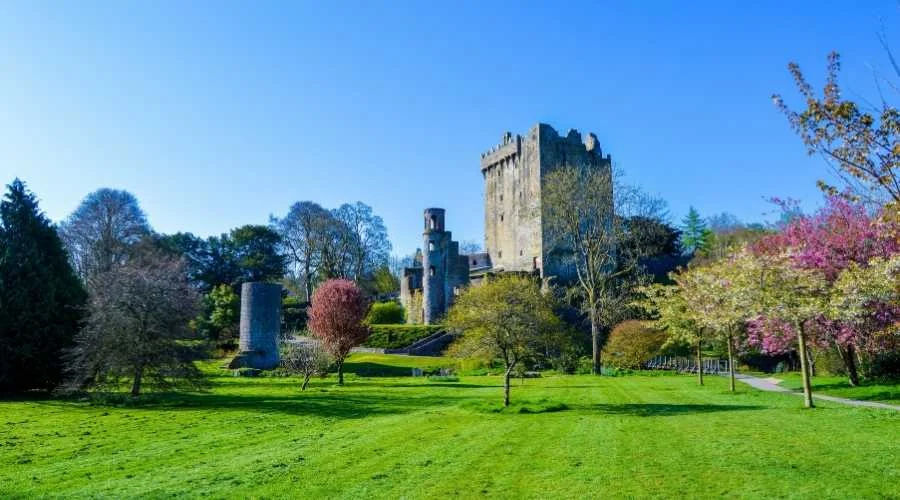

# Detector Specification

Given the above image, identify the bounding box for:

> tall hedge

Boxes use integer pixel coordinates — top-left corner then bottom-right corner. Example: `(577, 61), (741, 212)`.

(366, 301), (405, 324)
(601, 320), (667, 370)
(364, 325), (443, 349)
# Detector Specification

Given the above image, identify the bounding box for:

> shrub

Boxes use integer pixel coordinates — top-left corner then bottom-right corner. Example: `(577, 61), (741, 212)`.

(282, 296), (308, 333)
(366, 301), (405, 325)
(601, 320), (667, 370)
(364, 324), (444, 349)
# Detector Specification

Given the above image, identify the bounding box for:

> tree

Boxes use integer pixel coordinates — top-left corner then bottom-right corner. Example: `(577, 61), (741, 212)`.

(774, 52), (900, 206)
(65, 245), (202, 396)
(307, 279), (370, 385)
(370, 264), (400, 297)
(640, 283), (706, 385)
(446, 275), (562, 406)
(59, 188), (150, 280)
(330, 202), (392, 283)
(741, 251), (828, 408)
(751, 197), (898, 385)
(542, 164), (653, 375)
(680, 206), (708, 255)
(676, 254), (758, 391)
(459, 240), (483, 254)
(229, 225), (286, 285)
(196, 284), (240, 342)
(281, 341), (331, 391)
(0, 179), (87, 393)
(271, 201), (334, 301)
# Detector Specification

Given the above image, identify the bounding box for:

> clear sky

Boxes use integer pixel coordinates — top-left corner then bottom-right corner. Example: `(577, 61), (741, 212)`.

(2, 1), (897, 256)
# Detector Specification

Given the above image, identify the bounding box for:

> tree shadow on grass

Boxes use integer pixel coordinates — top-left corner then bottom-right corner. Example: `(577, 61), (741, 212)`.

(24, 390), (464, 420)
(342, 362), (445, 377)
(585, 403), (764, 417)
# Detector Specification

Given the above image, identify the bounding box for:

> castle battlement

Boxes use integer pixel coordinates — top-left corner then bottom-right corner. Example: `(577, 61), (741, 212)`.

(480, 124), (610, 172)
(480, 132), (521, 171)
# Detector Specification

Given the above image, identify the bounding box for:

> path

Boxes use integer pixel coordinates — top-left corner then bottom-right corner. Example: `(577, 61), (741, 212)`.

(733, 373), (900, 411)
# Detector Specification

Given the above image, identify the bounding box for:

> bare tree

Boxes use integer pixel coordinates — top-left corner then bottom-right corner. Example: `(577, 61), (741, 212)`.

(281, 340), (331, 391)
(542, 165), (655, 375)
(65, 243), (202, 396)
(271, 201), (333, 301)
(59, 188), (150, 281)
(331, 202), (391, 282)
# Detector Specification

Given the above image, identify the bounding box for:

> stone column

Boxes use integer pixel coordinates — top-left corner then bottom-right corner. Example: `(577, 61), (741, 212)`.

(230, 282), (282, 369)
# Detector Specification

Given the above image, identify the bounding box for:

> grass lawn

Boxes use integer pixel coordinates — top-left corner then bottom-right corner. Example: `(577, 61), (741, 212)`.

(1, 354), (898, 499)
(767, 372), (900, 404)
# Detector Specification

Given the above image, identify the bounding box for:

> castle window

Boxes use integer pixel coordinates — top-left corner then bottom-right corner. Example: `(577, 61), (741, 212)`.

(500, 194), (503, 202)
(429, 215), (437, 230)
(520, 250), (523, 256)
(500, 215), (504, 222)
(472, 259), (477, 266)
(498, 251), (502, 258)
(429, 266), (435, 277)
(428, 242), (435, 251)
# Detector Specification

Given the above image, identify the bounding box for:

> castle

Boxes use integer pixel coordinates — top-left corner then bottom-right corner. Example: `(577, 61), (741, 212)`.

(400, 123), (612, 324)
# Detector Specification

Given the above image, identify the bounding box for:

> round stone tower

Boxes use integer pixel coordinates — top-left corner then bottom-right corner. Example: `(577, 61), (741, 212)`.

(231, 282), (282, 369)
(422, 208), (446, 324)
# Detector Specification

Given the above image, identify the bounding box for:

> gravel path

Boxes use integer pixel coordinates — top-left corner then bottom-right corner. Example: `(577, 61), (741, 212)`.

(734, 373), (900, 411)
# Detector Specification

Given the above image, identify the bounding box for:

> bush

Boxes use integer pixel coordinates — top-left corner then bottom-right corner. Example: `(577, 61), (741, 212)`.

(282, 296), (308, 333)
(601, 320), (667, 370)
(366, 301), (405, 325)
(869, 351), (900, 380)
(364, 325), (443, 349)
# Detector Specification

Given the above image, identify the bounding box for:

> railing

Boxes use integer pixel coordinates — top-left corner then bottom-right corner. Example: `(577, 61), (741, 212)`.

(645, 355), (730, 374)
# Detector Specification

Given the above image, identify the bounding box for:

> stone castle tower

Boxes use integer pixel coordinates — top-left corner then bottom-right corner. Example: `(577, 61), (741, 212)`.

(481, 123), (612, 282)
(400, 209), (470, 324)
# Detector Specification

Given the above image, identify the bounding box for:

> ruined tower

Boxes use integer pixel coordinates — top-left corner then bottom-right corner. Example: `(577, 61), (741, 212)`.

(400, 208), (469, 325)
(229, 282), (282, 370)
(480, 123), (612, 283)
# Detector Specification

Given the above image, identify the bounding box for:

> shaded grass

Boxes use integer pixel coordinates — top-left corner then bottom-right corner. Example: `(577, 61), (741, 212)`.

(769, 372), (900, 404)
(1, 355), (897, 498)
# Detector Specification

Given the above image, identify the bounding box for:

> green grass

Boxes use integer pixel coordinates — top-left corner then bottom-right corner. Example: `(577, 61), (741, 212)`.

(1, 354), (898, 498)
(767, 372), (900, 404)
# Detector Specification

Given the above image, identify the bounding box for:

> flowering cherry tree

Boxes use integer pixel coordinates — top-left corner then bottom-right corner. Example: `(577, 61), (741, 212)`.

(750, 197), (898, 386)
(307, 279), (370, 385)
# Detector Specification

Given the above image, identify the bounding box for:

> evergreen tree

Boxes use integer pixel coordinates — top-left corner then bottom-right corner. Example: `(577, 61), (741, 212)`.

(0, 179), (86, 393)
(680, 206), (708, 255)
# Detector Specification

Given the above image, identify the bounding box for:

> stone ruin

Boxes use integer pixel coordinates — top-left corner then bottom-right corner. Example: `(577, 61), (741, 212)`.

(228, 282), (282, 370)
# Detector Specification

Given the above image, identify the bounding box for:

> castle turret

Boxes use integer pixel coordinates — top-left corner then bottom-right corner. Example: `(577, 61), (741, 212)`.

(422, 208), (446, 324)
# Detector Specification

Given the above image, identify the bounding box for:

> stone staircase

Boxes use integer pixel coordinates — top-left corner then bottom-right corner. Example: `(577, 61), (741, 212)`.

(385, 329), (457, 356)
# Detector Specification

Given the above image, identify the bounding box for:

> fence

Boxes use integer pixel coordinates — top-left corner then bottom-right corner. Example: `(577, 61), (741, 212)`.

(645, 355), (730, 374)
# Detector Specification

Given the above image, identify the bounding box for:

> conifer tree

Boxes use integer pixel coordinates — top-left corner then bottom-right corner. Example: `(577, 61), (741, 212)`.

(680, 206), (708, 255)
(0, 179), (86, 393)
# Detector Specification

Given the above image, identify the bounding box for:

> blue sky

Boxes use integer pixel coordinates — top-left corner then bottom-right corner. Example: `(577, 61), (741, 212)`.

(1, 1), (897, 256)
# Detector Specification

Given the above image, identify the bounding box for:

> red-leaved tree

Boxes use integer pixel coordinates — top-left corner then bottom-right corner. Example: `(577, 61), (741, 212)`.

(307, 279), (370, 385)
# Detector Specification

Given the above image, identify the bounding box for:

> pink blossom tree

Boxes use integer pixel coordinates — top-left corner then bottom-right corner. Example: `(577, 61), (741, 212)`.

(307, 279), (370, 385)
(749, 197), (898, 385)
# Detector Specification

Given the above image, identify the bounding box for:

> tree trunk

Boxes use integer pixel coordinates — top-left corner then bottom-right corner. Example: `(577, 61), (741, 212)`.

(806, 347), (816, 377)
(843, 344), (860, 387)
(504, 366), (512, 407)
(304, 262), (313, 303)
(131, 365), (143, 397)
(301, 374), (311, 391)
(590, 303), (601, 375)
(337, 359), (344, 385)
(797, 324), (814, 408)
(727, 333), (736, 393)
(696, 341), (704, 386)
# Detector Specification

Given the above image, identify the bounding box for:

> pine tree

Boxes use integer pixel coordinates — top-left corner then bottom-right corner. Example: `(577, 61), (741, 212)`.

(0, 179), (86, 393)
(680, 206), (708, 255)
